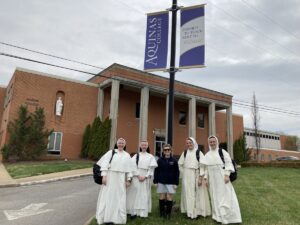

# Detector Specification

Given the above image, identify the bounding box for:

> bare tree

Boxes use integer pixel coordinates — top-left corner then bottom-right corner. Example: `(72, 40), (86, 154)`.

(252, 93), (261, 161)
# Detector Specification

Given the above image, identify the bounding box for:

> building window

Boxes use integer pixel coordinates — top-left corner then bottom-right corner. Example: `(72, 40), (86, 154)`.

(135, 103), (140, 118)
(197, 113), (205, 128)
(260, 154), (264, 161)
(179, 111), (186, 125)
(269, 154), (272, 161)
(48, 132), (63, 155)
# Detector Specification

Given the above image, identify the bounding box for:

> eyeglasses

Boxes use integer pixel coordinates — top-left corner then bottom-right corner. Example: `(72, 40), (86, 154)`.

(163, 148), (171, 151)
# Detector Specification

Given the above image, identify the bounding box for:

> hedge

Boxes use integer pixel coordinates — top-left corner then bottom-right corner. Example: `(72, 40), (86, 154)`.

(241, 161), (300, 168)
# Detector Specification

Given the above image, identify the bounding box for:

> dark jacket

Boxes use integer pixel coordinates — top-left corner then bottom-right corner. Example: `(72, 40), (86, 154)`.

(153, 156), (179, 185)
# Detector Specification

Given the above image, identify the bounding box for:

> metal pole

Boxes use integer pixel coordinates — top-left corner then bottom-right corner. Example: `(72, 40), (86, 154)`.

(167, 0), (178, 145)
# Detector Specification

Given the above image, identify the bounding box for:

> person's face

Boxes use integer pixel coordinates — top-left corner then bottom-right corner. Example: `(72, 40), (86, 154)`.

(163, 147), (171, 157)
(186, 139), (194, 150)
(140, 141), (148, 152)
(117, 139), (126, 149)
(208, 137), (217, 150)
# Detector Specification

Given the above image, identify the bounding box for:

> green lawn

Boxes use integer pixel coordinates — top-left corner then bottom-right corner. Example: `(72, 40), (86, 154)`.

(4, 160), (94, 179)
(90, 167), (300, 225)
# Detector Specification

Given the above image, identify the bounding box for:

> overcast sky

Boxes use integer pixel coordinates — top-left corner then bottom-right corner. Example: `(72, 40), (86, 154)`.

(0, 0), (299, 137)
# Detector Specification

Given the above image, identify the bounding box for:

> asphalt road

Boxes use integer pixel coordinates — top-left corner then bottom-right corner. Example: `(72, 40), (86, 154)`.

(0, 176), (99, 225)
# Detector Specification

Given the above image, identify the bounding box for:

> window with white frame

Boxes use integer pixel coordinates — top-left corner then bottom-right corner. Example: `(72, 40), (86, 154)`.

(48, 132), (63, 155)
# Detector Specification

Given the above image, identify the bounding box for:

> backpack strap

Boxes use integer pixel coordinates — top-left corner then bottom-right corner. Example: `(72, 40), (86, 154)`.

(109, 150), (116, 164)
(218, 148), (225, 169)
(184, 149), (200, 162)
(196, 149), (200, 162)
(136, 153), (139, 166)
(184, 150), (187, 158)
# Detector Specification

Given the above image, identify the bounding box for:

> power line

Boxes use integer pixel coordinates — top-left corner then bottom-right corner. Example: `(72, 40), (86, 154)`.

(239, 0), (300, 42)
(206, 19), (300, 89)
(233, 99), (300, 115)
(2, 50), (300, 118)
(0, 52), (98, 76)
(233, 101), (300, 116)
(0, 41), (105, 70)
(233, 102), (300, 117)
(210, 1), (300, 59)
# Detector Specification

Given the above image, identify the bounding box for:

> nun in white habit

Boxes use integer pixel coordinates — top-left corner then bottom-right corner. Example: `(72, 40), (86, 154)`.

(202, 135), (242, 224)
(126, 140), (158, 218)
(96, 138), (134, 225)
(178, 137), (211, 219)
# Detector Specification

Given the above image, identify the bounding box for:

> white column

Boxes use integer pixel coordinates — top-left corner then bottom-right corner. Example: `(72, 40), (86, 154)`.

(209, 102), (216, 136)
(97, 87), (104, 120)
(165, 95), (169, 144)
(139, 87), (149, 141)
(227, 106), (234, 158)
(109, 80), (120, 149)
(188, 97), (196, 138)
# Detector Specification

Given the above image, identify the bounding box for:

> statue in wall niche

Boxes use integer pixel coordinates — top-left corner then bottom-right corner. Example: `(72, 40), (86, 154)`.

(56, 96), (63, 116)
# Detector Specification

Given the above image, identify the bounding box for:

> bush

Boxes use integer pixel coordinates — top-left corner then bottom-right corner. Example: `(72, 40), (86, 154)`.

(4, 105), (51, 161)
(81, 124), (91, 158)
(1, 145), (10, 161)
(82, 117), (111, 160)
(233, 134), (250, 164)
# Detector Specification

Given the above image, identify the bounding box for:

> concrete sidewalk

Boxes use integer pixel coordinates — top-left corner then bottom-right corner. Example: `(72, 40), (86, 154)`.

(0, 163), (92, 188)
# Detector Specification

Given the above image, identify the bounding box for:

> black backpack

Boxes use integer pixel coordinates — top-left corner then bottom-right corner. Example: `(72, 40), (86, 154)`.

(93, 150), (116, 185)
(218, 148), (237, 182)
(184, 149), (200, 161)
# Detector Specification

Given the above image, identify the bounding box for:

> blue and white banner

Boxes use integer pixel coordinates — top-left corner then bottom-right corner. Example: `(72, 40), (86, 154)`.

(144, 11), (169, 71)
(179, 5), (205, 69)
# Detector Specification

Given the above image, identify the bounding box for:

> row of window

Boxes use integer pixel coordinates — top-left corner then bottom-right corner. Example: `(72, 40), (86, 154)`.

(245, 132), (280, 140)
(253, 153), (277, 161)
(136, 103), (205, 128)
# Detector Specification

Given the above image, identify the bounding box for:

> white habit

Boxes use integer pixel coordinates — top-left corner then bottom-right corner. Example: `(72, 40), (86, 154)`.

(202, 148), (242, 224)
(126, 152), (158, 217)
(96, 149), (133, 224)
(179, 148), (211, 218)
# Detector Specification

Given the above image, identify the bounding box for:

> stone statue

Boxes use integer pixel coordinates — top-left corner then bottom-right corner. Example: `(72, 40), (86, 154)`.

(56, 97), (63, 116)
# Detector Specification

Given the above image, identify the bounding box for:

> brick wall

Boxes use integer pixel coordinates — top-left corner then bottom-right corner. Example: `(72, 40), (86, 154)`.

(0, 69), (98, 160)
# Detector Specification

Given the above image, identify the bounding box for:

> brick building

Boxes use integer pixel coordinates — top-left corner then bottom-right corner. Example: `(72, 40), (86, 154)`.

(0, 63), (244, 161)
(245, 128), (300, 162)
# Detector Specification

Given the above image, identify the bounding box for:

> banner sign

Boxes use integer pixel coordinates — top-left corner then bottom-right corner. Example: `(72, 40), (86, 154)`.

(144, 11), (169, 71)
(179, 5), (205, 69)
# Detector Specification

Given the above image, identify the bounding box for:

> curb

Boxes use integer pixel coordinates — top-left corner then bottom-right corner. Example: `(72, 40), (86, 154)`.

(0, 182), (19, 188)
(0, 173), (92, 188)
(84, 215), (95, 225)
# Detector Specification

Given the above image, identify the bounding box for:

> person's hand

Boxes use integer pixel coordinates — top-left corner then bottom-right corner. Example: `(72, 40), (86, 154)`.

(138, 175), (146, 182)
(224, 175), (230, 184)
(202, 178), (208, 187)
(102, 176), (107, 185)
(198, 177), (203, 187)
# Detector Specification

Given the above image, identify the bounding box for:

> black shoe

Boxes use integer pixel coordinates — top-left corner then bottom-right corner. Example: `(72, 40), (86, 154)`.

(130, 215), (137, 219)
(165, 200), (173, 219)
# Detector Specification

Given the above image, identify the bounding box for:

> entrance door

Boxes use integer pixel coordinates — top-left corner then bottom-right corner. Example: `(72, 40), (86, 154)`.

(155, 135), (166, 158)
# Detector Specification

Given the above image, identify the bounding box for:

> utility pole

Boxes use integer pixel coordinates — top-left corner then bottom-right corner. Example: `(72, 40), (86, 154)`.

(167, 0), (179, 145)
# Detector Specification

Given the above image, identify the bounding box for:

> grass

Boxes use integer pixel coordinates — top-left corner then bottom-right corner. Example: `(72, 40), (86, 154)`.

(4, 160), (94, 179)
(90, 167), (300, 225)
